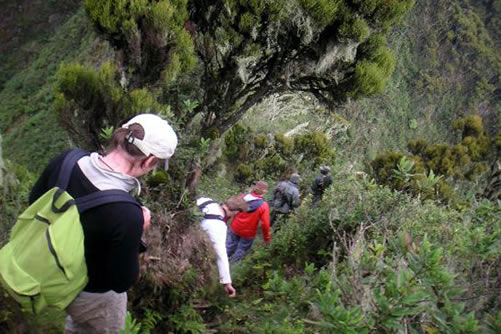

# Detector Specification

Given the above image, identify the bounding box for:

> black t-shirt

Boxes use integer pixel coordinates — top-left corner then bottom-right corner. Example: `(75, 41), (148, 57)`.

(29, 150), (144, 293)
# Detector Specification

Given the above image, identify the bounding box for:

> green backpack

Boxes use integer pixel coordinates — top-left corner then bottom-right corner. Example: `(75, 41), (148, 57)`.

(0, 149), (139, 314)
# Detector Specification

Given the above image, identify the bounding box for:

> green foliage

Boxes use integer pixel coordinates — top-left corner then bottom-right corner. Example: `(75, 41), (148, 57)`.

(55, 61), (176, 150)
(348, 56), (395, 98)
(294, 131), (335, 166)
(84, 0), (195, 84)
(253, 155), (287, 179)
(120, 312), (141, 334)
(223, 123), (252, 161)
(56, 63), (102, 108)
(99, 125), (114, 141)
(408, 118), (418, 129)
(298, 0), (341, 28)
(371, 151), (405, 184)
(372, 115), (497, 202)
(370, 0), (415, 30)
(254, 134), (269, 148)
(167, 304), (205, 334)
(119, 309), (162, 334)
(129, 89), (175, 120)
(452, 114), (484, 138)
(408, 138), (428, 155)
(234, 163), (253, 183)
(392, 156), (415, 183)
(55, 61), (123, 149)
(339, 17), (370, 42)
(0, 9), (95, 171)
(120, 310), (162, 334)
(484, 311), (501, 334)
(0, 161), (36, 244)
(274, 133), (294, 157)
(198, 137), (211, 155)
(216, 173), (498, 333)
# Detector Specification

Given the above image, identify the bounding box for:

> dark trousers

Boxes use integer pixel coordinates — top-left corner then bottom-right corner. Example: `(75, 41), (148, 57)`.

(270, 210), (288, 228)
(226, 229), (255, 263)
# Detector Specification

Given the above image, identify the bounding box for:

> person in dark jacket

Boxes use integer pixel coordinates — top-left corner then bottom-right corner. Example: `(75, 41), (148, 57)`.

(29, 114), (177, 334)
(270, 173), (301, 227)
(311, 165), (332, 202)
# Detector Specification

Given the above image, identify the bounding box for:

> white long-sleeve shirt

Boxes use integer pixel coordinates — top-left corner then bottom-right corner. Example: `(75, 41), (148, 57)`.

(197, 197), (231, 284)
(200, 218), (231, 284)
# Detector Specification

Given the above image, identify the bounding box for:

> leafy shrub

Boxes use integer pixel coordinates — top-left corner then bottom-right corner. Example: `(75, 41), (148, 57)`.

(294, 131), (335, 166)
(453, 115), (484, 138)
(339, 17), (370, 42)
(372, 115), (497, 202)
(253, 155), (287, 179)
(254, 134), (269, 148)
(407, 138), (428, 155)
(234, 163), (254, 183)
(274, 133), (294, 157)
(223, 123), (252, 161)
(167, 304), (205, 334)
(0, 161), (36, 244)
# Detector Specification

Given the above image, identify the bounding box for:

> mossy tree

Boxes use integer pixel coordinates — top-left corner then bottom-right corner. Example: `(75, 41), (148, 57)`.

(56, 0), (415, 149)
(188, 0), (413, 134)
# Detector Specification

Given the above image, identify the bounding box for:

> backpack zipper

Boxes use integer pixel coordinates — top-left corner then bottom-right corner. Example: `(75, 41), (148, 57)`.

(45, 230), (67, 278)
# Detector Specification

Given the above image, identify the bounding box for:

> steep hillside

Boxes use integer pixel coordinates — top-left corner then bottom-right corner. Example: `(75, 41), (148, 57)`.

(0, 0), (80, 89)
(0, 4), (113, 171)
(0, 1), (499, 333)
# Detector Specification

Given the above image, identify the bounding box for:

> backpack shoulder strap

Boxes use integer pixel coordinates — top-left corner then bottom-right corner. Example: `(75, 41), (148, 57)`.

(247, 199), (264, 213)
(56, 149), (89, 190)
(198, 200), (219, 211)
(75, 189), (140, 213)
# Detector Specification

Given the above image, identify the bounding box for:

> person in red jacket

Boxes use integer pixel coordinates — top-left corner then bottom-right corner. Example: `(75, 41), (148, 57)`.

(226, 181), (271, 263)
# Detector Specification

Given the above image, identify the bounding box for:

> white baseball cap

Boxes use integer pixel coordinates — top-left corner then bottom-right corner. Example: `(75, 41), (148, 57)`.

(122, 114), (178, 160)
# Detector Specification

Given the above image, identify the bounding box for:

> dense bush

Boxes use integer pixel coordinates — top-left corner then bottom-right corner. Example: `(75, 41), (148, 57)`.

(274, 133), (294, 157)
(372, 116), (497, 202)
(223, 124), (253, 162)
(294, 131), (335, 166)
(222, 125), (335, 183)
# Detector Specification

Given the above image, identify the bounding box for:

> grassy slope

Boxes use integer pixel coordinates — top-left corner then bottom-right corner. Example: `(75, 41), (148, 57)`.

(0, 6), (112, 173)
(0, 0), (80, 89)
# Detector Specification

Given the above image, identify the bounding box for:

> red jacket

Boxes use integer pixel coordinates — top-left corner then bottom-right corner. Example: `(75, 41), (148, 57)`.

(230, 193), (271, 242)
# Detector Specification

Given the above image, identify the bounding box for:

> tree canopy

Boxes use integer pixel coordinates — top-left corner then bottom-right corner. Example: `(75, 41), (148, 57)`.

(56, 0), (414, 147)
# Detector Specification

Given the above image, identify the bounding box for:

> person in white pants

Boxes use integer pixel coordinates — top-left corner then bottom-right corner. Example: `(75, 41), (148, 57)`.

(196, 196), (248, 297)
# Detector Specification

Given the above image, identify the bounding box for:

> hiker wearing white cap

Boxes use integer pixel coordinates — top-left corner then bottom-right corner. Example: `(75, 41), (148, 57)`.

(28, 113), (177, 333)
(196, 196), (249, 297)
